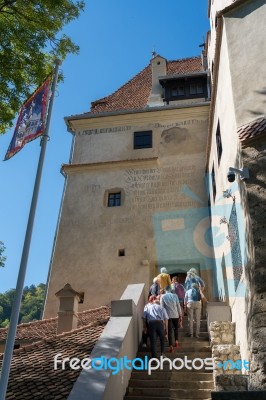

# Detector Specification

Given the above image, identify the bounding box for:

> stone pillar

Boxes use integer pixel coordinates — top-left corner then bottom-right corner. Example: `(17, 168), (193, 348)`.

(209, 321), (250, 391)
(55, 283), (81, 335)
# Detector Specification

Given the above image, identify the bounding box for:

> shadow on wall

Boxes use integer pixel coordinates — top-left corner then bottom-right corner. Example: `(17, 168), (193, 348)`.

(159, 126), (206, 156)
(248, 87), (266, 117)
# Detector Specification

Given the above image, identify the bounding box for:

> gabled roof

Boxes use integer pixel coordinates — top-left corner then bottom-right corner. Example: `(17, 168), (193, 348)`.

(0, 306), (110, 342)
(1, 320), (107, 400)
(86, 56), (203, 115)
(238, 116), (266, 143)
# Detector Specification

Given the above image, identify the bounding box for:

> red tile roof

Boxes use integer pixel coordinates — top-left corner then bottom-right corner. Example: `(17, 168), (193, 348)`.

(1, 320), (107, 400)
(89, 56), (203, 114)
(238, 116), (266, 142)
(0, 306), (110, 342)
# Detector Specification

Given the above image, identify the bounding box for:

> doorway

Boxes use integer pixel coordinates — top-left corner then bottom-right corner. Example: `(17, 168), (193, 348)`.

(169, 272), (186, 285)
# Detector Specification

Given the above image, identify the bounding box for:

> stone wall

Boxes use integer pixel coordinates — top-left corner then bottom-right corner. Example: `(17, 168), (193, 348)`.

(241, 135), (266, 390)
(212, 344), (243, 376)
(210, 321), (250, 392)
(209, 321), (235, 346)
(215, 375), (248, 392)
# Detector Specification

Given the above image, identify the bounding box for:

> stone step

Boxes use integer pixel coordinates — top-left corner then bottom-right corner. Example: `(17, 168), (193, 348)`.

(132, 366), (213, 373)
(124, 397), (212, 400)
(130, 371), (213, 381)
(136, 351), (212, 359)
(178, 332), (209, 338)
(142, 335), (209, 343)
(128, 379), (214, 389)
(126, 387), (212, 399)
(141, 344), (211, 352)
(124, 396), (169, 400)
(142, 333), (210, 344)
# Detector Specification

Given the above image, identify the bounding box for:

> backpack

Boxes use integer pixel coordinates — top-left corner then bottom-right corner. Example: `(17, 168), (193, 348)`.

(191, 287), (201, 302)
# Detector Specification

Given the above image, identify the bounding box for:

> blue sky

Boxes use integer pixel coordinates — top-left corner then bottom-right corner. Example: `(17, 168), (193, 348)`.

(0, 0), (209, 293)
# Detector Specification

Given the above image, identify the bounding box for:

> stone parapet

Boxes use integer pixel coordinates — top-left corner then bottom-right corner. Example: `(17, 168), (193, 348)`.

(209, 321), (235, 346)
(215, 374), (248, 391)
(211, 391), (266, 400)
(213, 344), (243, 377)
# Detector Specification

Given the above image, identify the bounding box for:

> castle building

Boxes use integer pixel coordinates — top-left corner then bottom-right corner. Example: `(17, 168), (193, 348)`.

(44, 55), (212, 316)
(43, 0), (266, 391)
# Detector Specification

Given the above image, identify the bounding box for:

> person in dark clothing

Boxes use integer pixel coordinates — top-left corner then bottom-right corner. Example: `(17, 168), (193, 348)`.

(142, 296), (169, 358)
(148, 277), (160, 299)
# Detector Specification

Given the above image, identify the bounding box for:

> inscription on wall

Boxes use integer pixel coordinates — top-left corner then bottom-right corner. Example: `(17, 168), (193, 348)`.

(124, 165), (199, 211)
(77, 119), (208, 136)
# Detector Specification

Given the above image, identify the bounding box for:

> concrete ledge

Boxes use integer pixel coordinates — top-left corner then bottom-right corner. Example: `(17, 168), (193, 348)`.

(67, 283), (145, 400)
(207, 302), (231, 331)
(111, 299), (134, 317)
(211, 391), (266, 400)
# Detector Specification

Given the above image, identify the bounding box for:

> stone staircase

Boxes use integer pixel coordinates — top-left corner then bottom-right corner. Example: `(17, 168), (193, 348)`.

(124, 317), (214, 400)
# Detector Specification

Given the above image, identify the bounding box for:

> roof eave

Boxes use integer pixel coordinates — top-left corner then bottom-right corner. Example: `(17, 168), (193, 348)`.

(65, 101), (211, 129)
(159, 71), (207, 82)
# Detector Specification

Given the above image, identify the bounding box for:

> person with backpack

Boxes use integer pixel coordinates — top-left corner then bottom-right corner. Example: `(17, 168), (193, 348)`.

(148, 277), (160, 299)
(171, 276), (186, 327)
(184, 282), (202, 338)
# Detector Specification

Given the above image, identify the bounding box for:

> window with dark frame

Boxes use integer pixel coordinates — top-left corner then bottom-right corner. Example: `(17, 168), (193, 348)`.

(162, 75), (207, 103)
(189, 82), (203, 95)
(212, 164), (216, 202)
(118, 249), (125, 257)
(216, 121), (223, 165)
(171, 85), (185, 97)
(134, 131), (152, 149)
(228, 203), (243, 291)
(108, 192), (121, 207)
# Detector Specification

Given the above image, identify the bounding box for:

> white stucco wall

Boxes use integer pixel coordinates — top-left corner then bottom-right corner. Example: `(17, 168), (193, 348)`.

(208, 0), (235, 73)
(44, 106), (211, 318)
(206, 0), (266, 368)
(224, 0), (266, 126)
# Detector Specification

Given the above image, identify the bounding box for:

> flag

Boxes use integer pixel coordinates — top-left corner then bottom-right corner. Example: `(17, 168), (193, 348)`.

(4, 77), (52, 160)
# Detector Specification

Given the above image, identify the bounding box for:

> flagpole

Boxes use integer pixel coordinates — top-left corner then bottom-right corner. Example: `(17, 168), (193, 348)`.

(0, 59), (61, 400)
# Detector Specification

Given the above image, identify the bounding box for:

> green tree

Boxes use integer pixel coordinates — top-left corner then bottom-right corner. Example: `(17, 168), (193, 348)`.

(0, 284), (46, 327)
(0, 288), (15, 327)
(0, 241), (6, 267)
(0, 0), (85, 134)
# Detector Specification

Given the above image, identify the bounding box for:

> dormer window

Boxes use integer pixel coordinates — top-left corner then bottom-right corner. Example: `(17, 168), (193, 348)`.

(171, 85), (185, 97)
(190, 82), (203, 95)
(159, 72), (208, 103)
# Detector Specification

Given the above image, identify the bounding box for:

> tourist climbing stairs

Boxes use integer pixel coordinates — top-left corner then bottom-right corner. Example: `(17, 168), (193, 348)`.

(124, 316), (214, 400)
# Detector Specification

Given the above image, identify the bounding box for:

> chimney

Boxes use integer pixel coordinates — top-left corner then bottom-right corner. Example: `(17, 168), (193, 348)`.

(147, 55), (167, 107)
(55, 283), (81, 334)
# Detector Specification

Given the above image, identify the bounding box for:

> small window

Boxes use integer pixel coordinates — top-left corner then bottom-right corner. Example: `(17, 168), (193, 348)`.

(212, 164), (216, 202)
(171, 87), (178, 97)
(190, 82), (203, 95)
(171, 85), (185, 97)
(134, 131), (152, 149)
(216, 121), (223, 165)
(108, 192), (121, 207)
(118, 249), (125, 257)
